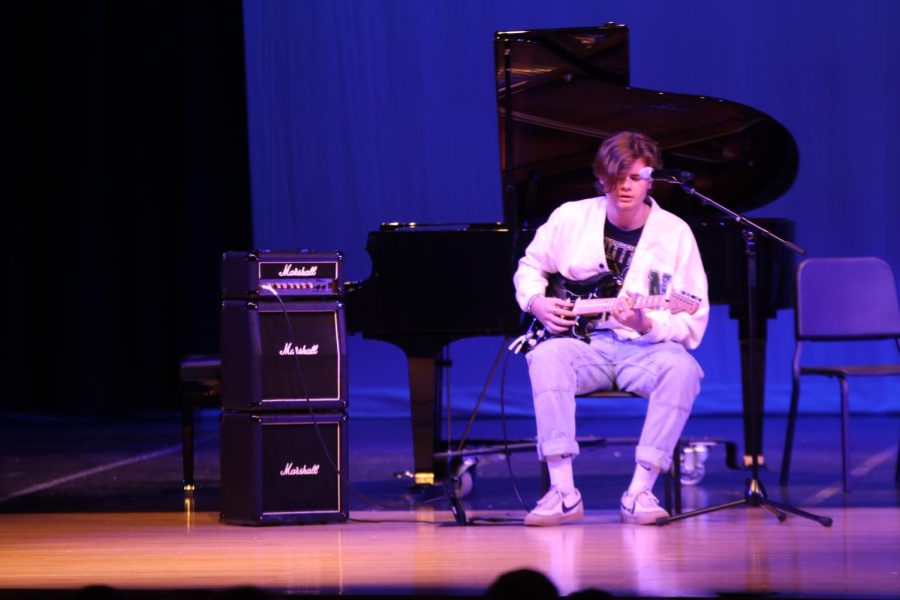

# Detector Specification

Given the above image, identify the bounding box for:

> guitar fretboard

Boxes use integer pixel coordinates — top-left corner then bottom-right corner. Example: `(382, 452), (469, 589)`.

(573, 292), (698, 316)
(573, 295), (669, 316)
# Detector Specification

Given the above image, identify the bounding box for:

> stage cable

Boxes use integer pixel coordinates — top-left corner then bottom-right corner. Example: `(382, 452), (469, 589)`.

(497, 346), (529, 512)
(445, 337), (531, 522)
(261, 285), (450, 515)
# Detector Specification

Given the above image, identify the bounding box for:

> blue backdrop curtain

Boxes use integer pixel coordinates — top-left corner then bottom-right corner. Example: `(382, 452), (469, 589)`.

(242, 0), (900, 418)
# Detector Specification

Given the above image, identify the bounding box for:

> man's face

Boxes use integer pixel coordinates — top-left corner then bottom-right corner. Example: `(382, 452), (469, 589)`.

(607, 159), (651, 213)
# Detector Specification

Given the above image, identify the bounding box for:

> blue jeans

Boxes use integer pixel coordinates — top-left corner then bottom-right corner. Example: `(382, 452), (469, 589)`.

(525, 330), (704, 470)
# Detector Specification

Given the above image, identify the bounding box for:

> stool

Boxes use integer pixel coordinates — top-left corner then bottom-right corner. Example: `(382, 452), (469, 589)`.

(179, 355), (222, 492)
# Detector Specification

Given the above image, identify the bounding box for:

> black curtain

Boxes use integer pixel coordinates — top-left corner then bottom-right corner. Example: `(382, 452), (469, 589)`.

(2, 1), (251, 411)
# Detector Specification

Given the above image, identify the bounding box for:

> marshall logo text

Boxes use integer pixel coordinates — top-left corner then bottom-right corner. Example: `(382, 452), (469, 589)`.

(278, 264), (318, 277)
(279, 462), (321, 476)
(279, 343), (320, 356)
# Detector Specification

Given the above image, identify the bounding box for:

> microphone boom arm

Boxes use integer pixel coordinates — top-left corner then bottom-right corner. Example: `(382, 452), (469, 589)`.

(679, 183), (806, 256)
(652, 180), (832, 528)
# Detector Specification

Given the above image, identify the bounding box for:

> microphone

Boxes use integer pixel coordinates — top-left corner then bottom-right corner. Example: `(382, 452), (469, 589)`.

(639, 166), (695, 183)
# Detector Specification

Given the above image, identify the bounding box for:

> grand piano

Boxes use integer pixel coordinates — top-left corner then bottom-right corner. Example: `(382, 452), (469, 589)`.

(344, 23), (798, 485)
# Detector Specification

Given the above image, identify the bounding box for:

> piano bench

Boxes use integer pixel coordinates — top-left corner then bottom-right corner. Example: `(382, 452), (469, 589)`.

(179, 355), (222, 493)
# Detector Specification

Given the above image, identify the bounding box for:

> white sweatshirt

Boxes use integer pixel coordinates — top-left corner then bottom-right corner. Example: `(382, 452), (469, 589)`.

(513, 195), (710, 350)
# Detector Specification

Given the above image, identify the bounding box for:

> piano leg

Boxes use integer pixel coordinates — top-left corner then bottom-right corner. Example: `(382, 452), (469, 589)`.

(737, 316), (769, 468)
(407, 354), (444, 486)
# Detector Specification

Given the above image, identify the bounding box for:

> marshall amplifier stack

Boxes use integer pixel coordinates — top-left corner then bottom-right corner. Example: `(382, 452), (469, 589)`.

(219, 250), (348, 525)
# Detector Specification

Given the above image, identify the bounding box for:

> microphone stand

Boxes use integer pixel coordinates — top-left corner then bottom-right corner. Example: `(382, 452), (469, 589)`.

(655, 178), (832, 527)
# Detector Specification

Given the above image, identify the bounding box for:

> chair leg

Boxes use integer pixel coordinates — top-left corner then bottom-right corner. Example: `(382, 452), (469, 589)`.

(839, 376), (850, 492)
(663, 473), (671, 513)
(671, 440), (682, 515)
(181, 398), (195, 492)
(780, 377), (801, 485)
(539, 461), (550, 494)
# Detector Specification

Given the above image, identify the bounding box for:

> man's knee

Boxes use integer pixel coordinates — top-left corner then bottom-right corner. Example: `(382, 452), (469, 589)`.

(658, 347), (703, 386)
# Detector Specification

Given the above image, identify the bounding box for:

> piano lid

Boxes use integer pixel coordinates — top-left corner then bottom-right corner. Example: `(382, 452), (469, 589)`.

(496, 24), (799, 228)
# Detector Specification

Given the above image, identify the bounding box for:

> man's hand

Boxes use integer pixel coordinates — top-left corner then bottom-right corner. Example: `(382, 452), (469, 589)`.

(614, 291), (653, 335)
(530, 295), (576, 334)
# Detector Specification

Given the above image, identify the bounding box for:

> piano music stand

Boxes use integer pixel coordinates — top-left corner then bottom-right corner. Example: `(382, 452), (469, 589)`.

(655, 180), (832, 528)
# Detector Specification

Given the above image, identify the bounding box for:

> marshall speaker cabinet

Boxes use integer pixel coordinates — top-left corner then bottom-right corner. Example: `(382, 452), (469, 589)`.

(219, 249), (349, 526)
(220, 299), (348, 411)
(220, 411), (348, 525)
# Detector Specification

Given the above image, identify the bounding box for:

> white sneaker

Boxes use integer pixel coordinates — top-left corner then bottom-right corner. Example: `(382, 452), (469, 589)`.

(524, 486), (584, 527)
(620, 488), (669, 525)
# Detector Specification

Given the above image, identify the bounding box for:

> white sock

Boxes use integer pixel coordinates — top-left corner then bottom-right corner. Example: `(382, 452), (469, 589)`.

(627, 461), (660, 494)
(546, 455), (575, 492)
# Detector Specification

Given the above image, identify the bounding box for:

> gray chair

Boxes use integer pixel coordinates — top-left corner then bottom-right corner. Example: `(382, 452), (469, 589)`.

(574, 389), (683, 514)
(570, 389), (739, 515)
(780, 256), (900, 491)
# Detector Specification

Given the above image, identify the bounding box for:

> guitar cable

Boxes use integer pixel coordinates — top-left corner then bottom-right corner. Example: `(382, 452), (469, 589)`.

(497, 345), (530, 513)
(443, 335), (532, 522)
(261, 285), (450, 515)
(440, 345), (470, 525)
(262, 285), (532, 525)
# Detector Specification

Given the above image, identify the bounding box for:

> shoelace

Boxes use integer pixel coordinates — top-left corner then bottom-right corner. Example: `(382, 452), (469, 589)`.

(537, 488), (563, 507)
(623, 489), (659, 511)
(538, 487), (579, 509)
(633, 490), (660, 507)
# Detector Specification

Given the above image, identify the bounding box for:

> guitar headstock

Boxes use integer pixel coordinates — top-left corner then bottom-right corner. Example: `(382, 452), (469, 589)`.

(668, 291), (702, 315)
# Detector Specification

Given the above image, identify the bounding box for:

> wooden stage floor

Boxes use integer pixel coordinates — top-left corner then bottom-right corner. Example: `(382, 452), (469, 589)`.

(1, 411), (898, 598)
(1, 507), (899, 598)
(0, 508), (900, 598)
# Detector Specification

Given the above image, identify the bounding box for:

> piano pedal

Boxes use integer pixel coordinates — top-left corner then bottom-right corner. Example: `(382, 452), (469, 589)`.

(392, 470), (436, 487)
(392, 458), (478, 498)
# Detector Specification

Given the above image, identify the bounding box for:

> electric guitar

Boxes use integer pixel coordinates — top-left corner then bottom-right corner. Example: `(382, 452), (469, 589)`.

(509, 273), (701, 354)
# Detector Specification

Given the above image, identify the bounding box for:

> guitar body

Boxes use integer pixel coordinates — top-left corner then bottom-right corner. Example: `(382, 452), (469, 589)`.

(510, 273), (700, 354)
(549, 272), (622, 302)
(547, 273), (623, 342)
(514, 273), (622, 353)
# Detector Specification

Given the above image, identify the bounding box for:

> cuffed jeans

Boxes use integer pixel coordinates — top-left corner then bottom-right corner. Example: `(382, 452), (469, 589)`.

(526, 330), (703, 471)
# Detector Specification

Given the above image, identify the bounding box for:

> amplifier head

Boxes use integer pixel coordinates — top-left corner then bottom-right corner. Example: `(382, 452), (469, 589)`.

(221, 249), (344, 299)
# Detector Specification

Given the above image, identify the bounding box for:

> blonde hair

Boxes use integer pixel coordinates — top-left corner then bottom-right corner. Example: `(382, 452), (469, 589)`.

(592, 131), (662, 194)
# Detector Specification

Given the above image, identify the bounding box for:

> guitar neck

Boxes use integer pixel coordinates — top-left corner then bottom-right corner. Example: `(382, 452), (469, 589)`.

(572, 294), (668, 316)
